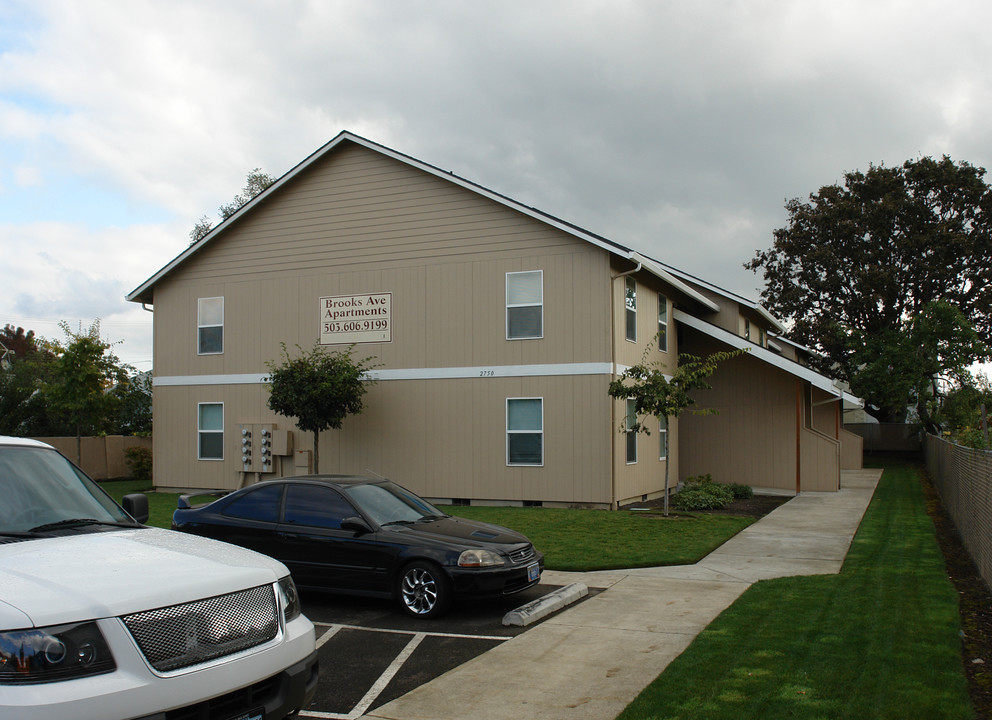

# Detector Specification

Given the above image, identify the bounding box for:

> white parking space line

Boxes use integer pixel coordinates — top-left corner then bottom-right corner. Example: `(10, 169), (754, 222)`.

(311, 620), (510, 641)
(300, 623), (511, 719)
(351, 632), (425, 718)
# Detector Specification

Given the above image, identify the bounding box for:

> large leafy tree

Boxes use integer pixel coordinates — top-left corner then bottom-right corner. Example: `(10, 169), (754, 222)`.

(265, 342), (377, 473)
(608, 345), (745, 515)
(0, 325), (58, 436)
(747, 156), (992, 423)
(46, 321), (131, 463)
(189, 167), (275, 244)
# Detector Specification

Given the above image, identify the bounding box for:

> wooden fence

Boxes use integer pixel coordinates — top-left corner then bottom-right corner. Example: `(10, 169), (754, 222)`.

(32, 435), (152, 480)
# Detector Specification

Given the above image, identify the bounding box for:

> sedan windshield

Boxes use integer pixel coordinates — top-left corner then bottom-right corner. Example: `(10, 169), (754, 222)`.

(343, 481), (446, 527)
(0, 446), (133, 533)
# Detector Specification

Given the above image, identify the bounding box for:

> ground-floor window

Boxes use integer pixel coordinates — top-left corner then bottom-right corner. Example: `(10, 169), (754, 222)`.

(659, 415), (668, 460)
(198, 402), (224, 460)
(626, 398), (637, 463)
(507, 398), (543, 466)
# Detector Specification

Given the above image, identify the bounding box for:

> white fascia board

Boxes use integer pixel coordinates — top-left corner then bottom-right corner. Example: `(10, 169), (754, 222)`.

(628, 252), (721, 313)
(674, 308), (847, 398)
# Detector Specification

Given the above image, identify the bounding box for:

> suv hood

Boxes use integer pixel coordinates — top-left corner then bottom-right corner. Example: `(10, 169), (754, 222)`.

(0, 527), (289, 629)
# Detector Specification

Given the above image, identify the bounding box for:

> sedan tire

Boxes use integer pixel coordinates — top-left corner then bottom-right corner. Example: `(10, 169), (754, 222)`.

(398, 561), (451, 619)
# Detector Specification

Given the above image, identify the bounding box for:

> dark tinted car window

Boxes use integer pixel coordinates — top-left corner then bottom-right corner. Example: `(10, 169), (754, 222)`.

(284, 485), (356, 529)
(221, 484), (283, 523)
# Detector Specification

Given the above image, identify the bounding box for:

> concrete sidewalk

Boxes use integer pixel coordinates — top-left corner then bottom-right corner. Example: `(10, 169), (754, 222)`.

(364, 469), (882, 720)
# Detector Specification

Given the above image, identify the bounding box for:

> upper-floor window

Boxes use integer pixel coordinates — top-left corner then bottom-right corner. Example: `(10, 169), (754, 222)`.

(198, 297), (224, 354)
(506, 271), (543, 340)
(658, 293), (668, 352)
(198, 402), (224, 460)
(625, 277), (636, 342)
(744, 318), (751, 341)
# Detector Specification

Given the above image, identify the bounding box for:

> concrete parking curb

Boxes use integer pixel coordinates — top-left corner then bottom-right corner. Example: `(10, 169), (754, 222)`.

(502, 582), (589, 626)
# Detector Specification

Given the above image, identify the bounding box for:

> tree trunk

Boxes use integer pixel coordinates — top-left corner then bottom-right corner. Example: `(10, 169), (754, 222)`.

(313, 430), (320, 474)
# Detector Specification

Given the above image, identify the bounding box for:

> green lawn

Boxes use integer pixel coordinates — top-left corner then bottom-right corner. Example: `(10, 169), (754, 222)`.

(616, 460), (973, 720)
(441, 505), (754, 571)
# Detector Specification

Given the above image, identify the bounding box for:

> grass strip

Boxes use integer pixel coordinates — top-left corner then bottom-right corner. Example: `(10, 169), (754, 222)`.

(442, 506), (753, 571)
(616, 461), (972, 720)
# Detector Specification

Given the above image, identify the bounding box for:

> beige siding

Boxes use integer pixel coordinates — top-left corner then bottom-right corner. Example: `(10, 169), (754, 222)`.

(153, 375), (614, 505)
(679, 336), (800, 492)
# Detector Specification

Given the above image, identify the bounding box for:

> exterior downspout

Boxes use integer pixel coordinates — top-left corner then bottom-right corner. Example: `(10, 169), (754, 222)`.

(796, 380), (802, 495)
(609, 259), (641, 510)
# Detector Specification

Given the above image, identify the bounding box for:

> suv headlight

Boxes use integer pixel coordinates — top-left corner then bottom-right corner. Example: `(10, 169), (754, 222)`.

(0, 622), (116, 685)
(278, 576), (302, 623)
(457, 549), (506, 568)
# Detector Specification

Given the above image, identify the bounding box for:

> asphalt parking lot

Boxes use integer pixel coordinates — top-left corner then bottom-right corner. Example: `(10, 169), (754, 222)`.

(295, 583), (576, 718)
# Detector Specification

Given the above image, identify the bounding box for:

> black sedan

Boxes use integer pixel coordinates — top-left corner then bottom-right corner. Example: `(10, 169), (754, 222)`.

(172, 475), (544, 619)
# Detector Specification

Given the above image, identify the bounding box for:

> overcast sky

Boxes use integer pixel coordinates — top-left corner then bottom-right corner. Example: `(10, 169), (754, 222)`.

(3, 0), (991, 370)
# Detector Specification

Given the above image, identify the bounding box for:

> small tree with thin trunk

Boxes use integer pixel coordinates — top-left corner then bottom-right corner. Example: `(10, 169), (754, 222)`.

(609, 343), (745, 515)
(265, 342), (377, 473)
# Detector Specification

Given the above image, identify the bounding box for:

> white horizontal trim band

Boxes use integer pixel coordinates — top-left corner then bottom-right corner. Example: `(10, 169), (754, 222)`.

(154, 363), (618, 387)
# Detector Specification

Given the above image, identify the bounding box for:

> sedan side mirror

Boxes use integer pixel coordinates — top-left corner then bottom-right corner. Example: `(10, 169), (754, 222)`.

(341, 516), (372, 535)
(122, 493), (150, 524)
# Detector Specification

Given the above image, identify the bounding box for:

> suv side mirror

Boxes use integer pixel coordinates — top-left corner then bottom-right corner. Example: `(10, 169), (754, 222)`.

(123, 494), (150, 524)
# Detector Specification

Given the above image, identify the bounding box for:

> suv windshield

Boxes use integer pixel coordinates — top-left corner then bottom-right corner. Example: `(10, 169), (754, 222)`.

(0, 445), (133, 533)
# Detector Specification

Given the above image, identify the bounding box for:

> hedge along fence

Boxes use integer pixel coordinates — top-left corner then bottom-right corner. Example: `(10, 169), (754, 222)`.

(32, 435), (152, 480)
(925, 434), (992, 592)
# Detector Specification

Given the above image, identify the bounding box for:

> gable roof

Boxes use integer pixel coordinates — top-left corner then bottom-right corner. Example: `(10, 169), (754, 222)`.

(126, 131), (717, 312)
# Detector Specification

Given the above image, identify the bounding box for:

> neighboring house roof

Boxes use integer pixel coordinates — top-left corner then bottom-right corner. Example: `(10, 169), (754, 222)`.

(126, 131), (717, 313)
(674, 309), (863, 407)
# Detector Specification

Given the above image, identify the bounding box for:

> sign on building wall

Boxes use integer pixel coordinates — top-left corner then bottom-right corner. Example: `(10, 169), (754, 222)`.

(320, 293), (392, 344)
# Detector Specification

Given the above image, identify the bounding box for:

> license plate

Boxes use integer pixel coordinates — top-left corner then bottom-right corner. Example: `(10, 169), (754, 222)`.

(527, 562), (541, 582)
(227, 709), (263, 720)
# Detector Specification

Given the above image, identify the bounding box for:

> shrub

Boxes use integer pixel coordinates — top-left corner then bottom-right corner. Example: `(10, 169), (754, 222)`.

(672, 475), (734, 511)
(124, 446), (153, 485)
(729, 483), (754, 499)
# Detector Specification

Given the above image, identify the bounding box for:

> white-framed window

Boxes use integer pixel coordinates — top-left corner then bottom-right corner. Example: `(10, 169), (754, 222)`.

(625, 277), (636, 342)
(625, 398), (637, 464)
(659, 415), (668, 460)
(507, 397), (543, 466)
(198, 402), (224, 460)
(658, 293), (668, 352)
(506, 270), (543, 340)
(197, 297), (224, 355)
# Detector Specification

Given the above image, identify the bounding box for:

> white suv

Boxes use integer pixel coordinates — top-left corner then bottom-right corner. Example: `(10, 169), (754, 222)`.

(0, 436), (318, 720)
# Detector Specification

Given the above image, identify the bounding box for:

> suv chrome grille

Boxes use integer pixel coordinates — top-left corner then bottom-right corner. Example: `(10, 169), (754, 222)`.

(122, 584), (278, 672)
(508, 545), (535, 564)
